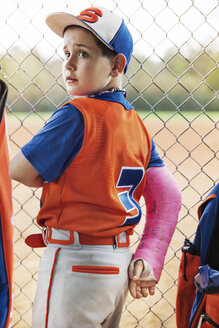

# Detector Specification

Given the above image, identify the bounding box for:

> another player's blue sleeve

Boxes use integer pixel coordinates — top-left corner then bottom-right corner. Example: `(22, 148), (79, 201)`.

(147, 138), (164, 168)
(21, 104), (84, 182)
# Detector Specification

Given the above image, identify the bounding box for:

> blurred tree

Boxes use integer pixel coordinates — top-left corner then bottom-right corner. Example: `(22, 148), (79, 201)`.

(0, 46), (218, 112)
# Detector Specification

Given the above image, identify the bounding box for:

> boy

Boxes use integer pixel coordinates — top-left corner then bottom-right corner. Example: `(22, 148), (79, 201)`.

(9, 7), (181, 328)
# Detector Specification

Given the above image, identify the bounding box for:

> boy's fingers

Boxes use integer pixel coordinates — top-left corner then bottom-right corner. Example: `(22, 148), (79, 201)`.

(132, 260), (144, 280)
(149, 286), (156, 295)
(129, 280), (156, 299)
(141, 287), (148, 297)
(129, 280), (137, 298)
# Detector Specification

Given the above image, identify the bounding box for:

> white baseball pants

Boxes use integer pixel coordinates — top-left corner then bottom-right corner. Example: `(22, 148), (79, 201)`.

(32, 231), (132, 328)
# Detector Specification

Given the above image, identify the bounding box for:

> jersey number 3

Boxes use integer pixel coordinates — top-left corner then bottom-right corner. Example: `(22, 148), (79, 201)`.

(116, 167), (145, 227)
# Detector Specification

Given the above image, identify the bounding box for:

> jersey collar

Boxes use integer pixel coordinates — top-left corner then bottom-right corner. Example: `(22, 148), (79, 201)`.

(89, 88), (134, 110)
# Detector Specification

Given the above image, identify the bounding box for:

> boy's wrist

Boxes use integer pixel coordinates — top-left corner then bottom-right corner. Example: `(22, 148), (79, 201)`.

(129, 258), (157, 282)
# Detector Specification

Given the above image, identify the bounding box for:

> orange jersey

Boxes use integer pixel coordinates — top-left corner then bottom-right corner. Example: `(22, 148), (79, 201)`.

(0, 81), (13, 328)
(37, 97), (151, 237)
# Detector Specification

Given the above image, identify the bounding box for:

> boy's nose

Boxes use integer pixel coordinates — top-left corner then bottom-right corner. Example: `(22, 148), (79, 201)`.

(65, 57), (76, 71)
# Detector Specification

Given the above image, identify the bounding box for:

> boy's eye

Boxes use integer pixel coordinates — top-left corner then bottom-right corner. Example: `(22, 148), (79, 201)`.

(78, 51), (88, 58)
(64, 52), (70, 59)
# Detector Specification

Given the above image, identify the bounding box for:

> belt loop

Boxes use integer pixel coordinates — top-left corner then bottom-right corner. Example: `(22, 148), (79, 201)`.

(116, 232), (130, 248)
(114, 236), (118, 248)
(73, 231), (82, 248)
(42, 227), (48, 246)
(44, 227), (74, 246)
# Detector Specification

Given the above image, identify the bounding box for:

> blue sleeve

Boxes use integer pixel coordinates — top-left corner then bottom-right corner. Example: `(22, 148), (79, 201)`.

(21, 104), (84, 182)
(147, 138), (164, 168)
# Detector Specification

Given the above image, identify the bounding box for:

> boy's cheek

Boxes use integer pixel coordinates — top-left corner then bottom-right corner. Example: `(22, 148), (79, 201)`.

(62, 63), (67, 80)
(62, 69), (65, 81)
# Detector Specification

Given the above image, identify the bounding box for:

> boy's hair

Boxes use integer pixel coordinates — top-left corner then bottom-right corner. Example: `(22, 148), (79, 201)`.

(63, 25), (117, 59)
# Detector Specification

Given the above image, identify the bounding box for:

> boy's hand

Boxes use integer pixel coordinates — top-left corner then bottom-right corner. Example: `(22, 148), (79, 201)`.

(128, 259), (157, 299)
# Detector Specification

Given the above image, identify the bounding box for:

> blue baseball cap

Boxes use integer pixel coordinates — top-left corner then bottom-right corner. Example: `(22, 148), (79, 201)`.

(46, 6), (133, 72)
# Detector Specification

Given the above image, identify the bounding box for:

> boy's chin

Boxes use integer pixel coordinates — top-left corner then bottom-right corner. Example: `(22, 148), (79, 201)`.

(67, 90), (81, 97)
(67, 89), (94, 97)
(66, 87), (87, 97)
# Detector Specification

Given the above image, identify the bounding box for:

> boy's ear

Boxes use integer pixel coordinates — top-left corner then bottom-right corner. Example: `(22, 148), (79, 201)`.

(111, 54), (126, 76)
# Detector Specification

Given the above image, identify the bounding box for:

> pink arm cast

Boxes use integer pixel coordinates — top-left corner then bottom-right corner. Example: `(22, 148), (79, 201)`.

(132, 166), (182, 282)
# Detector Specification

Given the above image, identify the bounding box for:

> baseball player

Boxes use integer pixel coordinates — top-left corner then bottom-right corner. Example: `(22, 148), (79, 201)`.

(9, 6), (182, 328)
(0, 79), (13, 328)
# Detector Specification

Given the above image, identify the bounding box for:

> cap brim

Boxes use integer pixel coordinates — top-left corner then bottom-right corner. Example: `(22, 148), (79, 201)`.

(46, 12), (89, 37)
(46, 12), (114, 51)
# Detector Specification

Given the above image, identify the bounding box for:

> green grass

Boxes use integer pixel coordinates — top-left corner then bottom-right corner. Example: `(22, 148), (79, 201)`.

(7, 111), (219, 122)
(138, 111), (219, 121)
(7, 111), (53, 121)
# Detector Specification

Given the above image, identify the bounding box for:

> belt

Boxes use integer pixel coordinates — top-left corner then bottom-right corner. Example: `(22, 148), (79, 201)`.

(25, 227), (130, 248)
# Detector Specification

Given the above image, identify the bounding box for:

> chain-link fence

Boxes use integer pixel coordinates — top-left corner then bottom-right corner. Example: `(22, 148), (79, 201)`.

(1, 0), (219, 327)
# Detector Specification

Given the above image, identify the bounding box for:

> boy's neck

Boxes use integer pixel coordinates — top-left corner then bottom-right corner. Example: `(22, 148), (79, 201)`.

(89, 87), (126, 98)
